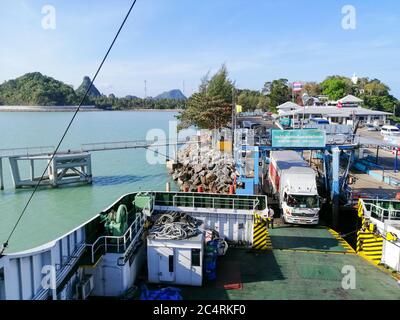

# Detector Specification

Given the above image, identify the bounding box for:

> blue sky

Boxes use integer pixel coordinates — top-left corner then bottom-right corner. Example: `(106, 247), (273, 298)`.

(0, 0), (399, 98)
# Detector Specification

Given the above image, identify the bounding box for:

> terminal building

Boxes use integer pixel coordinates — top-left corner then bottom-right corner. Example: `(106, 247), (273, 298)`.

(277, 95), (392, 126)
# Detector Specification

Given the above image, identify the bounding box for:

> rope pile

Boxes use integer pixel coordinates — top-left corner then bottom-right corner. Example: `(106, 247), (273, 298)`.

(148, 212), (202, 240)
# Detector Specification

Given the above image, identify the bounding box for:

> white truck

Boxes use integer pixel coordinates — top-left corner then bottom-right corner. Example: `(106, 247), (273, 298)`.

(268, 150), (320, 225)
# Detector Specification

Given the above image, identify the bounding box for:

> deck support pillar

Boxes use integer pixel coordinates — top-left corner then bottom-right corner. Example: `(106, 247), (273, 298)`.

(253, 146), (259, 194)
(331, 147), (340, 229)
(322, 151), (328, 192)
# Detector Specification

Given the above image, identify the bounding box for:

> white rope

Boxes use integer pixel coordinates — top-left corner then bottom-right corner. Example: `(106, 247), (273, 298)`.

(148, 211), (201, 240)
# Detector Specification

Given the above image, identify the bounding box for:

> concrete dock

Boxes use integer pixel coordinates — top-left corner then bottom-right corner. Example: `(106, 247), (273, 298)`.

(349, 171), (399, 200)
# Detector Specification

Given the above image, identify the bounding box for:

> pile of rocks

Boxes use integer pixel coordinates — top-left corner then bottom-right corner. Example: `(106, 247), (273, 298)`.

(169, 142), (237, 193)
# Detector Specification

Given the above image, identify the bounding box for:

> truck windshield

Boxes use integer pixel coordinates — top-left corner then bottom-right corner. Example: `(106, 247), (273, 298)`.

(287, 194), (319, 208)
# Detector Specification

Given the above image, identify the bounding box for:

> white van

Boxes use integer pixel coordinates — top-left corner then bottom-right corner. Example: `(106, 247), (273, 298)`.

(381, 125), (400, 136)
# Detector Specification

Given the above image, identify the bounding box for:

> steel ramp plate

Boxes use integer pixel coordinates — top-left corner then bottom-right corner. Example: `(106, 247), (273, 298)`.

(180, 248), (400, 300)
(268, 226), (349, 252)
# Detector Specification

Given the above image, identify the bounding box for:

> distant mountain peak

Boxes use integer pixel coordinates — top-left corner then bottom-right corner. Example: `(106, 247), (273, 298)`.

(125, 95), (139, 100)
(76, 76), (101, 97)
(155, 89), (186, 100)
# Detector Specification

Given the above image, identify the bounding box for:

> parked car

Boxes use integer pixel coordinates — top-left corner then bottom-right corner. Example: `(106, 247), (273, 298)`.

(365, 123), (379, 131)
(380, 125), (400, 136)
(241, 120), (260, 129)
(309, 117), (330, 125)
(262, 112), (273, 120)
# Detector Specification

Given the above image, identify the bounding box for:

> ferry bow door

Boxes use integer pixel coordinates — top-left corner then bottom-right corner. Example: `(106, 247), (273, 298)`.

(157, 247), (175, 282)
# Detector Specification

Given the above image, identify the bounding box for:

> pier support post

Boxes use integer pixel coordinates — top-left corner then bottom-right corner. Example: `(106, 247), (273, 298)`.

(0, 157), (3, 190)
(9, 157), (22, 188)
(30, 159), (35, 181)
(331, 147), (340, 229)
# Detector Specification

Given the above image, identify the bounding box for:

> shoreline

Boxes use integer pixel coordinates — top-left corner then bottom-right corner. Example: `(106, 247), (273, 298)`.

(0, 107), (181, 112)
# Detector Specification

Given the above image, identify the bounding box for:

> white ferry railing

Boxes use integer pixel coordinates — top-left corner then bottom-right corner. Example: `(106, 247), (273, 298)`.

(170, 195), (260, 211)
(33, 242), (86, 300)
(360, 199), (400, 222)
(88, 212), (145, 263)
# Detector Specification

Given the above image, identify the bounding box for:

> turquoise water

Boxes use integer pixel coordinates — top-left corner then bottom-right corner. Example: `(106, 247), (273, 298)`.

(0, 111), (194, 253)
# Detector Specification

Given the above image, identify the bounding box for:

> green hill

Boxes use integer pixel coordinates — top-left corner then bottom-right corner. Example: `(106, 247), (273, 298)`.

(0, 72), (78, 106)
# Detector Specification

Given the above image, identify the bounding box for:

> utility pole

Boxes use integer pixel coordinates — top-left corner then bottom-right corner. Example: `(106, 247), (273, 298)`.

(144, 80), (147, 109)
(232, 87), (236, 158)
(182, 80), (186, 109)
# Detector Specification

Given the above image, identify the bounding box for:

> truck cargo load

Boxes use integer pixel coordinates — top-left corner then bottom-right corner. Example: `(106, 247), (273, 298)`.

(269, 150), (320, 225)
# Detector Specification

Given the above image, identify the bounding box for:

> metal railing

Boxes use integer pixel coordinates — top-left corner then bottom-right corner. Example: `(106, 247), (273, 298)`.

(170, 194), (260, 211)
(88, 212), (145, 263)
(360, 199), (400, 222)
(0, 145), (55, 157)
(32, 243), (86, 300)
(81, 139), (195, 152)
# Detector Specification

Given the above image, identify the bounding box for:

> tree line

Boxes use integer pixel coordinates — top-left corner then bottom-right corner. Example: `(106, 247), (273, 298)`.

(0, 72), (186, 110)
(178, 66), (400, 129)
(1, 70), (398, 130)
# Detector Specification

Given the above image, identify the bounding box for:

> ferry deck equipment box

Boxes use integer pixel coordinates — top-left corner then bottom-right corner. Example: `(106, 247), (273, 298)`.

(147, 233), (204, 286)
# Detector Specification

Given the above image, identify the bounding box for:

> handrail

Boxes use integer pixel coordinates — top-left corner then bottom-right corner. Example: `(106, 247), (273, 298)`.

(170, 194), (260, 210)
(81, 139), (196, 152)
(360, 199), (400, 222)
(88, 212), (145, 263)
(0, 145), (55, 157)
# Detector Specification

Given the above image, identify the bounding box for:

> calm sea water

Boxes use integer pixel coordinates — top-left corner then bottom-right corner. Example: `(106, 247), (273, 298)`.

(0, 111), (195, 252)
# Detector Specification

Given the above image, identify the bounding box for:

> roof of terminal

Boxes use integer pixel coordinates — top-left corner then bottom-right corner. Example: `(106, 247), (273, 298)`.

(279, 106), (392, 117)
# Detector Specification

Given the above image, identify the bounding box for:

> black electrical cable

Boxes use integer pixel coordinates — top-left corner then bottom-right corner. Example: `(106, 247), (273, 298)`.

(143, 146), (175, 162)
(0, 0), (138, 256)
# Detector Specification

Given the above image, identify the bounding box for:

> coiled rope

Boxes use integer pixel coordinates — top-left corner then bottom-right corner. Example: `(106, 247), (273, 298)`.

(148, 212), (201, 240)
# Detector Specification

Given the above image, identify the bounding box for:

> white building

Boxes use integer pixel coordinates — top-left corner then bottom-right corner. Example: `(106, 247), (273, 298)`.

(276, 101), (300, 115)
(337, 94), (363, 107)
(278, 95), (391, 125)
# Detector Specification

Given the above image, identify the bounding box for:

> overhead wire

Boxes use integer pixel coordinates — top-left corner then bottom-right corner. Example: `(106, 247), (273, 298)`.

(1, 0), (138, 256)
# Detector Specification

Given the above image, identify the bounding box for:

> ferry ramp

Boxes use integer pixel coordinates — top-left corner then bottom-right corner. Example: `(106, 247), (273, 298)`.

(268, 226), (355, 253)
(181, 225), (400, 300)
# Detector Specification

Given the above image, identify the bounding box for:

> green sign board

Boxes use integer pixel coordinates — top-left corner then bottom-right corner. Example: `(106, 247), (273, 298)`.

(279, 118), (291, 126)
(272, 129), (326, 148)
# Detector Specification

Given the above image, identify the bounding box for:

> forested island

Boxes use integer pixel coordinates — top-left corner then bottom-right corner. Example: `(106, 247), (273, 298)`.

(0, 73), (187, 110)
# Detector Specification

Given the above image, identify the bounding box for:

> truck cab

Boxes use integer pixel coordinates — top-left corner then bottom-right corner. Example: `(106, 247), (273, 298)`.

(281, 192), (320, 224)
(279, 169), (320, 225)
